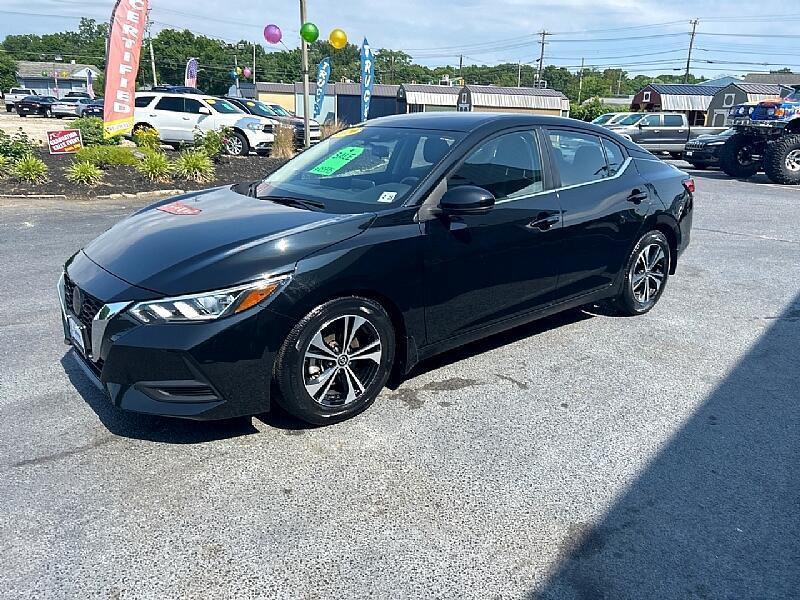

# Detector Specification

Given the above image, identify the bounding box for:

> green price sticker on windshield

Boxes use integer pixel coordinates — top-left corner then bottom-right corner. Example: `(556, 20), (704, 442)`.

(309, 146), (365, 176)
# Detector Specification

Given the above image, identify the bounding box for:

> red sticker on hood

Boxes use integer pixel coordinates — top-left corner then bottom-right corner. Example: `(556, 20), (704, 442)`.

(157, 201), (202, 215)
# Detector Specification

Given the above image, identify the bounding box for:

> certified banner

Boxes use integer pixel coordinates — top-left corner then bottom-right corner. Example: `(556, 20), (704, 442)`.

(184, 58), (199, 88)
(313, 57), (331, 119)
(103, 0), (149, 138)
(360, 38), (374, 122)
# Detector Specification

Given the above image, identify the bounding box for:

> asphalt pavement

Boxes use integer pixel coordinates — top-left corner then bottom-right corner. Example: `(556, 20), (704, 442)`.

(1, 165), (798, 599)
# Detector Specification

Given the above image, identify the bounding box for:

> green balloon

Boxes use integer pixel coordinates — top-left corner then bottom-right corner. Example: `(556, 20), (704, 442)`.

(300, 22), (319, 43)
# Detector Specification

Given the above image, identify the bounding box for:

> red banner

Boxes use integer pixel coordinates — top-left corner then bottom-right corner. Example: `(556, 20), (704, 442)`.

(103, 0), (148, 138)
(47, 130), (83, 154)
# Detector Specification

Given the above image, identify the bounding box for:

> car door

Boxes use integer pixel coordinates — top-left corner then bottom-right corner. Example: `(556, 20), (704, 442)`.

(180, 98), (207, 140)
(150, 96), (185, 141)
(422, 128), (564, 344)
(661, 113), (688, 148)
(545, 128), (650, 298)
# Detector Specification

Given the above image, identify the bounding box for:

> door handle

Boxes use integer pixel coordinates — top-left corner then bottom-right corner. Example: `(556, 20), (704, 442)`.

(627, 190), (649, 204)
(149, 113), (158, 117)
(528, 214), (561, 231)
(182, 116), (191, 120)
(653, 129), (661, 133)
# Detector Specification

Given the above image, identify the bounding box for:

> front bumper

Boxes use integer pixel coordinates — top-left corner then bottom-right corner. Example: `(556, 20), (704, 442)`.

(683, 147), (721, 164)
(244, 129), (275, 151)
(59, 253), (294, 420)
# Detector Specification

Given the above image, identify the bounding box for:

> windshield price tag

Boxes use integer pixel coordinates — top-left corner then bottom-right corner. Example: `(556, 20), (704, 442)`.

(309, 146), (365, 176)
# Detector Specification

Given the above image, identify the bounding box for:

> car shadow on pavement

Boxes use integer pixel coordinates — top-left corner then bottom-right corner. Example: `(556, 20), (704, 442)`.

(690, 170), (772, 185)
(527, 294), (800, 599)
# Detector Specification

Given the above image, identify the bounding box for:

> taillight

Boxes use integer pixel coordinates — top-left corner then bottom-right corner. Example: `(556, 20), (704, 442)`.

(683, 178), (695, 194)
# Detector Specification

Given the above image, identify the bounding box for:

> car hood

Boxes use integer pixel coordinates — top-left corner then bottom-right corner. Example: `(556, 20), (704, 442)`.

(82, 186), (375, 296)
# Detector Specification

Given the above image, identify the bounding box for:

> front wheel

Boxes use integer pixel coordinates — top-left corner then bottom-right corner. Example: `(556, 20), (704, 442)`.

(44, 108), (52, 118)
(719, 133), (759, 178)
(763, 134), (800, 185)
(274, 297), (395, 425)
(612, 230), (671, 316)
(224, 131), (250, 156)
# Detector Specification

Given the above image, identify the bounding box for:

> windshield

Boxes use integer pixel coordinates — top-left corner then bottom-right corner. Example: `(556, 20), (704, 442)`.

(257, 126), (464, 213)
(617, 113), (645, 126)
(591, 114), (615, 125)
(204, 98), (242, 114)
(240, 99), (278, 117)
(269, 104), (291, 117)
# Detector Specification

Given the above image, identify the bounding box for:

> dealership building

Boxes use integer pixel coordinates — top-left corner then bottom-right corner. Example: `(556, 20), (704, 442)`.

(13, 60), (100, 97)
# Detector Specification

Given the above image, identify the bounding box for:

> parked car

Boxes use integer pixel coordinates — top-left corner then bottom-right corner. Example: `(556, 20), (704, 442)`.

(64, 91), (92, 99)
(5, 87), (36, 112)
(82, 99), (104, 118)
(53, 97), (96, 118)
(15, 95), (59, 117)
(608, 112), (725, 156)
(721, 91), (800, 184)
(151, 85), (204, 94)
(683, 128), (736, 170)
(223, 96), (321, 147)
(58, 113), (693, 424)
(132, 93), (275, 156)
(265, 103), (295, 117)
(592, 112), (634, 126)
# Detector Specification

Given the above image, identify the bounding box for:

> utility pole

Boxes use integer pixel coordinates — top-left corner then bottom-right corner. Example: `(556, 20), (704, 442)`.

(234, 54), (240, 93)
(299, 0), (310, 148)
(577, 57), (585, 104)
(517, 61), (522, 87)
(459, 54), (463, 84)
(535, 30), (548, 87)
(147, 10), (157, 87)
(684, 19), (699, 84)
(617, 70), (624, 95)
(253, 43), (257, 83)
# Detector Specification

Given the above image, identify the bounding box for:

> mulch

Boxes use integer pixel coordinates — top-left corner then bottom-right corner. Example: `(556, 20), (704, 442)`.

(0, 148), (287, 197)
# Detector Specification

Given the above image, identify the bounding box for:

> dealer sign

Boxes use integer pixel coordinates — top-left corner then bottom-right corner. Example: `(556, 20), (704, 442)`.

(47, 129), (83, 154)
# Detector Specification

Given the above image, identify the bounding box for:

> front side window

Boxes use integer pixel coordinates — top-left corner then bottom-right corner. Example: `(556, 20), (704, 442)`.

(183, 98), (204, 114)
(135, 95), (155, 108)
(448, 130), (543, 200)
(154, 97), (183, 112)
(548, 130), (609, 187)
(640, 114), (661, 127)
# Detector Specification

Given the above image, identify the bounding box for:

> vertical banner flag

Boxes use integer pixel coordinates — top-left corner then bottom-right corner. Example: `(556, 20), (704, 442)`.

(103, 0), (148, 138)
(86, 69), (95, 99)
(313, 57), (331, 119)
(185, 58), (199, 88)
(360, 38), (374, 122)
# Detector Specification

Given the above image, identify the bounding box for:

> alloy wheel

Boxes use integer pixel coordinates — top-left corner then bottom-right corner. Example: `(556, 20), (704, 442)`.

(631, 243), (667, 304)
(786, 149), (800, 172)
(302, 314), (382, 407)
(737, 145), (754, 166)
(225, 136), (244, 156)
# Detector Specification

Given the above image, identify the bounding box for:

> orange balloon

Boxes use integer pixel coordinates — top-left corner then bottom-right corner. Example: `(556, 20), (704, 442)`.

(329, 28), (347, 50)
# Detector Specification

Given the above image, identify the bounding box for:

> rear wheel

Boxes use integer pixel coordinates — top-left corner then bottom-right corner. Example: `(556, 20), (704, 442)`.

(274, 297), (395, 425)
(719, 133), (759, 178)
(763, 134), (800, 185)
(224, 131), (250, 156)
(612, 231), (671, 316)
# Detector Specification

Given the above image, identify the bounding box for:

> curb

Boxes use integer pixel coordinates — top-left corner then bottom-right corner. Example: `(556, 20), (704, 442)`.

(97, 189), (185, 200)
(0, 190), (184, 201)
(0, 194), (67, 199)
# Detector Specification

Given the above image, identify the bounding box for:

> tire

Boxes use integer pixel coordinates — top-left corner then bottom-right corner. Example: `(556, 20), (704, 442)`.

(18, 113), (26, 117)
(5, 105), (11, 113)
(274, 297), (395, 425)
(56, 115), (63, 119)
(44, 108), (52, 118)
(719, 133), (759, 178)
(763, 134), (800, 185)
(612, 231), (671, 316)
(224, 130), (249, 156)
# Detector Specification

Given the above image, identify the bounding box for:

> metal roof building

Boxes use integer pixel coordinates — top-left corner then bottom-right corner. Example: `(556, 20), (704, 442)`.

(457, 85), (570, 116)
(706, 82), (796, 126)
(14, 60), (100, 97)
(743, 72), (800, 87)
(631, 83), (724, 125)
(397, 84), (461, 112)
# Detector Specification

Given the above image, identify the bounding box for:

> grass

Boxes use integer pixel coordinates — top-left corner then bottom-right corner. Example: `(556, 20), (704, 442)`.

(11, 155), (48, 183)
(135, 151), (173, 182)
(173, 149), (215, 182)
(271, 124), (296, 159)
(66, 161), (104, 186)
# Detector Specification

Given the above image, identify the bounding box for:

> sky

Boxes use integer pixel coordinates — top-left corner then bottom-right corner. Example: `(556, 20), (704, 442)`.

(2, 0), (800, 79)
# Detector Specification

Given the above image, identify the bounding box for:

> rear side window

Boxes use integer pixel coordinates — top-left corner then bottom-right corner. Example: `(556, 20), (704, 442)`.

(135, 95), (155, 108)
(664, 115), (683, 127)
(154, 97), (183, 112)
(548, 130), (609, 187)
(602, 139), (626, 176)
(449, 130), (543, 200)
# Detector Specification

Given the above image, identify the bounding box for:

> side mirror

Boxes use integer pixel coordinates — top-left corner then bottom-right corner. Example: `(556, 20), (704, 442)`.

(198, 107), (212, 115)
(440, 185), (495, 215)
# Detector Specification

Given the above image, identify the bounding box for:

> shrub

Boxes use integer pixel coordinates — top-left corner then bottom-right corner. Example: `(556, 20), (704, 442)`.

(271, 124), (295, 159)
(11, 155), (48, 183)
(66, 161), (104, 186)
(75, 145), (138, 168)
(320, 119), (347, 140)
(174, 149), (215, 182)
(71, 117), (120, 146)
(0, 155), (11, 178)
(193, 127), (231, 161)
(136, 150), (173, 182)
(133, 127), (161, 151)
(0, 129), (36, 160)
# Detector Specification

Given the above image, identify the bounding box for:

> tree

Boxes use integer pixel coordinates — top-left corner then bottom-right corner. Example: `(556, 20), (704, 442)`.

(0, 53), (17, 90)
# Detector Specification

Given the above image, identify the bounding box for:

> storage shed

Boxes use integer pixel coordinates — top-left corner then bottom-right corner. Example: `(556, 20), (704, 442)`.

(743, 72), (800, 88)
(456, 85), (570, 117)
(335, 83), (400, 125)
(706, 82), (795, 127)
(397, 84), (460, 113)
(256, 82), (296, 113)
(631, 83), (723, 125)
(15, 60), (100, 97)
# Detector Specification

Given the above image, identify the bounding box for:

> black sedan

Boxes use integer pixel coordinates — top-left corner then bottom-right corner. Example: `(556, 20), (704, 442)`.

(683, 128), (736, 169)
(59, 113), (693, 424)
(82, 99), (104, 117)
(15, 95), (59, 117)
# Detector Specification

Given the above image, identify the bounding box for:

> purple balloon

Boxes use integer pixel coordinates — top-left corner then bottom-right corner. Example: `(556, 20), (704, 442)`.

(264, 24), (282, 44)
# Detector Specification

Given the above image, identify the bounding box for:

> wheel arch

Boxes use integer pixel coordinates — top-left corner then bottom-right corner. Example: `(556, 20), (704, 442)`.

(642, 214), (680, 274)
(785, 118), (800, 134)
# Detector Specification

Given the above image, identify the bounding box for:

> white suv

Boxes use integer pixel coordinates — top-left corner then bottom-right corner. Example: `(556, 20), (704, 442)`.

(133, 93), (277, 156)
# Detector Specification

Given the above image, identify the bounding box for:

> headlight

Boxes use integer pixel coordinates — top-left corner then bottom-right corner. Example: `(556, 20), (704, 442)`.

(129, 274), (290, 323)
(246, 122), (264, 131)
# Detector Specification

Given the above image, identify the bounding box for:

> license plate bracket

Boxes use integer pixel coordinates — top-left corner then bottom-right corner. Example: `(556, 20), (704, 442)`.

(67, 315), (87, 355)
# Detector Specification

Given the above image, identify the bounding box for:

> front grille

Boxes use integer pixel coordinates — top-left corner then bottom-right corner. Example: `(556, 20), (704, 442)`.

(751, 105), (778, 121)
(63, 274), (104, 330)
